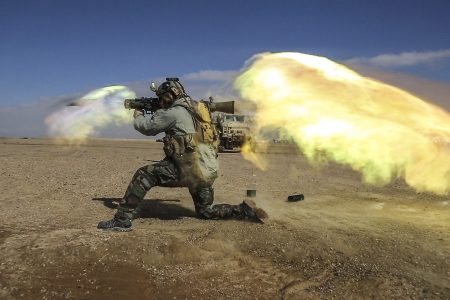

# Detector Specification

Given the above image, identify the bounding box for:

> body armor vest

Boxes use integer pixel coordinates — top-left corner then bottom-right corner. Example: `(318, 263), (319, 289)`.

(162, 98), (219, 187)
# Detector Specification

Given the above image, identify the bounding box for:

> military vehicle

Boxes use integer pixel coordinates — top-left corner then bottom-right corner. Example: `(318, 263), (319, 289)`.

(214, 113), (251, 152)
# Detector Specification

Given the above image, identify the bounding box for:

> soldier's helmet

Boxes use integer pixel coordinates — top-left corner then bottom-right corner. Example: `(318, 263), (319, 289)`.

(156, 80), (184, 99)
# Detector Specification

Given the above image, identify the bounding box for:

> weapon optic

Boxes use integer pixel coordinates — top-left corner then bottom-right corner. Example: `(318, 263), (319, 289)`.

(124, 97), (161, 114)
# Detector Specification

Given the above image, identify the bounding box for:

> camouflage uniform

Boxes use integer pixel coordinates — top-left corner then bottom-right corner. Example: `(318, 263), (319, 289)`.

(115, 97), (245, 221)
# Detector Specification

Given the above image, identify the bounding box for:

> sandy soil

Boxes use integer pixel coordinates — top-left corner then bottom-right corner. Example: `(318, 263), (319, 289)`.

(0, 138), (449, 300)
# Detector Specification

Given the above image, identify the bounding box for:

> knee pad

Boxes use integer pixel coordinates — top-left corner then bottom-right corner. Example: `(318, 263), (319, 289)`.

(134, 168), (158, 191)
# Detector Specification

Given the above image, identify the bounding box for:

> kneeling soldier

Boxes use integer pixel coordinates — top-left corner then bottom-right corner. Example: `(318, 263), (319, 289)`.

(98, 78), (267, 231)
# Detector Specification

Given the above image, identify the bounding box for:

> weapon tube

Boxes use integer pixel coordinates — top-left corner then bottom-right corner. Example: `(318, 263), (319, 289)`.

(208, 101), (235, 114)
(124, 97), (235, 115)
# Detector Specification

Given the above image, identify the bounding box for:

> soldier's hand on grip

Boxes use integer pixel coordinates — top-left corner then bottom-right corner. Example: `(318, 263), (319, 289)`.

(133, 109), (144, 118)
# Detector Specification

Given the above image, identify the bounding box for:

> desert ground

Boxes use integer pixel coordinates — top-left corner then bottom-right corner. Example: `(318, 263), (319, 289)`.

(0, 138), (449, 299)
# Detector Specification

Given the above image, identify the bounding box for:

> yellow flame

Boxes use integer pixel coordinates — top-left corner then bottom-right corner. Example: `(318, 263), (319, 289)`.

(234, 52), (450, 195)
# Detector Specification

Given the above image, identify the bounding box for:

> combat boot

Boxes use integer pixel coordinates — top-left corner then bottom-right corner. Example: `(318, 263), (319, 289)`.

(97, 211), (133, 232)
(241, 199), (268, 223)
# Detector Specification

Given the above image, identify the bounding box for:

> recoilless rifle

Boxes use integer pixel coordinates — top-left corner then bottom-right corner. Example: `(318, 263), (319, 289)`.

(123, 78), (235, 115)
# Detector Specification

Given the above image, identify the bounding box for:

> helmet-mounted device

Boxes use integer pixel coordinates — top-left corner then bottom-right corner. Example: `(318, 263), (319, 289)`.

(151, 77), (187, 99)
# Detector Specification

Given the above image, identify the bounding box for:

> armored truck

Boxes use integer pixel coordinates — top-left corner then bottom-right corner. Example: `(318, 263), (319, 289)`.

(214, 113), (250, 152)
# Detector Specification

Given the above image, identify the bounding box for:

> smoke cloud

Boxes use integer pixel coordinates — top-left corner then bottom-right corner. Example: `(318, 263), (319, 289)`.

(45, 86), (135, 144)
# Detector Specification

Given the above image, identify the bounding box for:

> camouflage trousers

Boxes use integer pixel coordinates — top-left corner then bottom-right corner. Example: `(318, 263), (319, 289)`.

(116, 159), (244, 220)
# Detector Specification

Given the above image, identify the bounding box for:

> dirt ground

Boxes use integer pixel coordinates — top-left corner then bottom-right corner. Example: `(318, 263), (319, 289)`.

(0, 138), (449, 300)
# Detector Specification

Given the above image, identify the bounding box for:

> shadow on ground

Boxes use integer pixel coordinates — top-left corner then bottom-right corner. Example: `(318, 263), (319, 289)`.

(92, 197), (197, 220)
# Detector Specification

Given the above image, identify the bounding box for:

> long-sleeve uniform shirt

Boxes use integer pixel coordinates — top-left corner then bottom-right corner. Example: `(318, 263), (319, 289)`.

(133, 98), (196, 137)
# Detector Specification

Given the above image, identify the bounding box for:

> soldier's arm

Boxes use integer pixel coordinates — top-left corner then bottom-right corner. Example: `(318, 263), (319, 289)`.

(134, 109), (176, 136)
